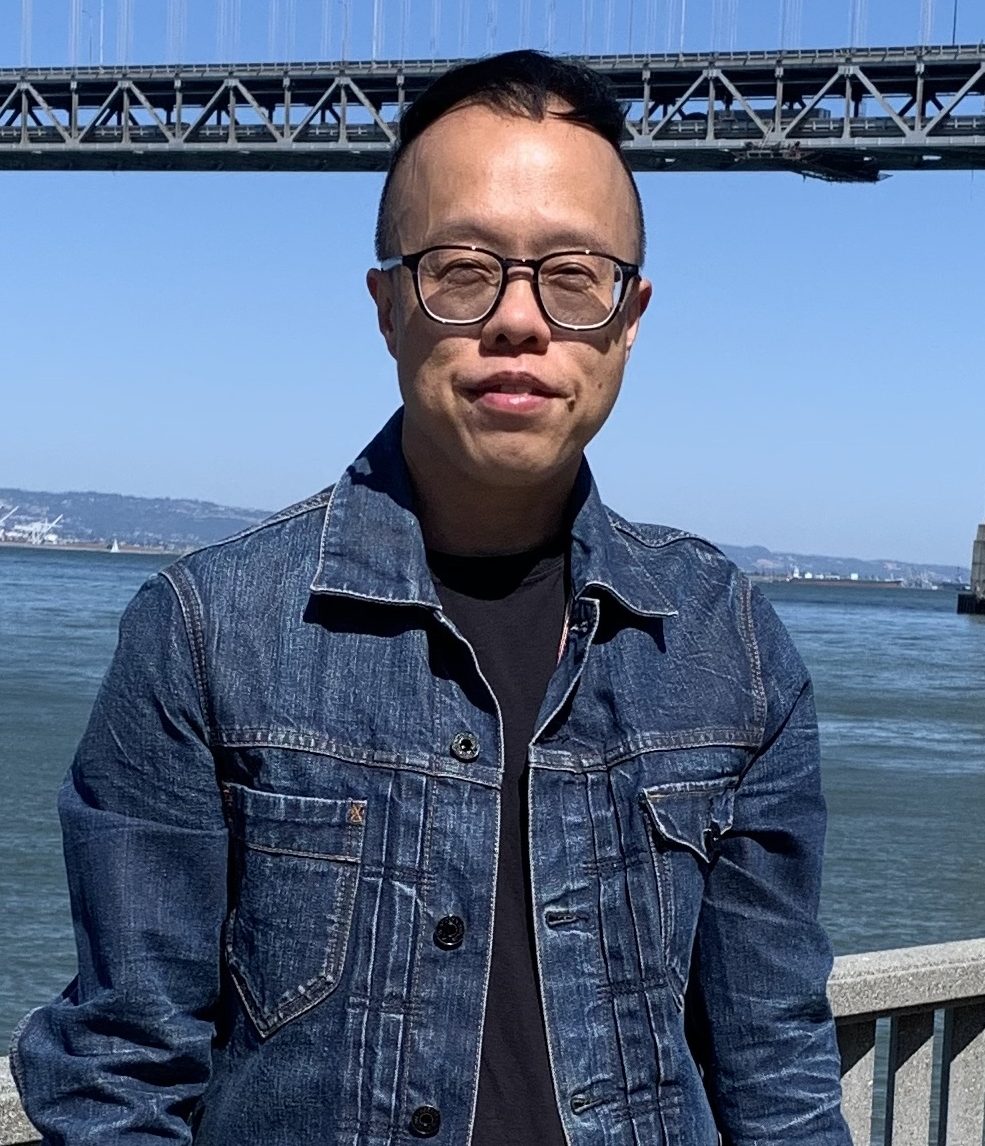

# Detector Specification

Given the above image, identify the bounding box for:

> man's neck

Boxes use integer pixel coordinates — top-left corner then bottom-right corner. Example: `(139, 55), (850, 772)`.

(405, 456), (575, 558)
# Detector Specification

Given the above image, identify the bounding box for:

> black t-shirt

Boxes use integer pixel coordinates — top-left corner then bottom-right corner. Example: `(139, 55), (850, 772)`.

(428, 541), (569, 1146)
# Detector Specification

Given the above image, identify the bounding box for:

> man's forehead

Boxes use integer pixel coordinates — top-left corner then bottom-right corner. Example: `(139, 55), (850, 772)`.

(395, 102), (627, 203)
(408, 98), (584, 154)
(383, 97), (643, 260)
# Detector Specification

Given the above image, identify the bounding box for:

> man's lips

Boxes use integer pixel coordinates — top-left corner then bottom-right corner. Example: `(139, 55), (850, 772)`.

(461, 373), (561, 399)
(461, 373), (562, 415)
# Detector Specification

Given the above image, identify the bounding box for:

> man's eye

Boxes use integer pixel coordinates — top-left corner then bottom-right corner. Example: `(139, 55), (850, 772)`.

(428, 260), (496, 284)
(544, 264), (598, 288)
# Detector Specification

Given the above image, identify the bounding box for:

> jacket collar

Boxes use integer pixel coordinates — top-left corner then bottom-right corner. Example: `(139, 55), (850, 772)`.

(311, 409), (677, 618)
(567, 464), (678, 618)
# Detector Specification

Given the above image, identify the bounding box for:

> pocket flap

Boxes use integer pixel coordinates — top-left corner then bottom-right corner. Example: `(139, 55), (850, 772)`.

(641, 778), (736, 863)
(223, 783), (366, 861)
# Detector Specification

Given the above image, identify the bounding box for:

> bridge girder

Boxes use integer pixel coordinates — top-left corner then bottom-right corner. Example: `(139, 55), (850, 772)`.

(2, 45), (985, 180)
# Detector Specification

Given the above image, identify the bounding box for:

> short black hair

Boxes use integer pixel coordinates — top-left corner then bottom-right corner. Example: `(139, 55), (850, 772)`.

(374, 49), (645, 263)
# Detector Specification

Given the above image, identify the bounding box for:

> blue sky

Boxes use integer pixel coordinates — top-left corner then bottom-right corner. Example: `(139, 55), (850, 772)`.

(1, 1), (983, 567)
(0, 1), (977, 65)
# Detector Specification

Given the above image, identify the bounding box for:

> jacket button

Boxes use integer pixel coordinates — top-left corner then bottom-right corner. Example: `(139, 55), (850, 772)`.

(409, 1105), (441, 1137)
(450, 732), (479, 762)
(433, 915), (466, 950)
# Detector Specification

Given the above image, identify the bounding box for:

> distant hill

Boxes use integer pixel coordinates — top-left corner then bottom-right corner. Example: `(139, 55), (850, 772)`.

(717, 542), (969, 587)
(0, 488), (971, 584)
(0, 488), (271, 549)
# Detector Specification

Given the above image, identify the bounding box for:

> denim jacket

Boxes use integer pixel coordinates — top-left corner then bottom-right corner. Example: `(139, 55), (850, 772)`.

(12, 411), (850, 1145)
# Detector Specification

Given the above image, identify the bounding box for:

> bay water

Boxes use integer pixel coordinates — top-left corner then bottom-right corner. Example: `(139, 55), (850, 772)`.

(1, 546), (983, 1046)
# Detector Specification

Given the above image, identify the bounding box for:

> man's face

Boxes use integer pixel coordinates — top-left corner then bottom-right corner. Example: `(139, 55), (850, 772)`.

(367, 102), (651, 497)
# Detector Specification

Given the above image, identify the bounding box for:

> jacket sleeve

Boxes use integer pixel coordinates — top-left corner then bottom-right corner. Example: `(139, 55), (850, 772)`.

(686, 584), (851, 1145)
(10, 570), (229, 1145)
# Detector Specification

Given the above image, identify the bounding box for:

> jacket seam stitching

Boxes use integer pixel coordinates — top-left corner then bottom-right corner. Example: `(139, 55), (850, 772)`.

(160, 566), (216, 750)
(219, 733), (501, 788)
(314, 479), (343, 584)
(741, 576), (769, 746)
(180, 489), (334, 560)
(398, 775), (436, 1136)
(607, 513), (706, 552)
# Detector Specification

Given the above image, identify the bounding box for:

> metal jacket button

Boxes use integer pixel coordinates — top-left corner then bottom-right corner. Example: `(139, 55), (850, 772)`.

(450, 732), (479, 762)
(409, 1105), (441, 1137)
(433, 915), (466, 950)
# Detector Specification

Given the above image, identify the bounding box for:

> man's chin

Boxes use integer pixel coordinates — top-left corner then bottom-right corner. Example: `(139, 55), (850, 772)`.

(463, 450), (580, 493)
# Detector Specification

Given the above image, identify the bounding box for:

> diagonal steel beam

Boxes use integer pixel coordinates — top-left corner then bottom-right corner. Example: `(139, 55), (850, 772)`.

(340, 77), (397, 143)
(0, 84), (20, 120)
(289, 78), (343, 140)
(19, 82), (71, 142)
(644, 70), (712, 138)
(77, 81), (126, 142)
(925, 63), (985, 133)
(713, 68), (770, 136)
(851, 67), (914, 137)
(229, 79), (283, 142)
(124, 80), (177, 144)
(181, 80), (233, 142)
(779, 70), (842, 139)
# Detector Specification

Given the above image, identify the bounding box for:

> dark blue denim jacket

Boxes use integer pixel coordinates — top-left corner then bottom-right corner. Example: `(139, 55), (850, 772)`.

(12, 412), (850, 1145)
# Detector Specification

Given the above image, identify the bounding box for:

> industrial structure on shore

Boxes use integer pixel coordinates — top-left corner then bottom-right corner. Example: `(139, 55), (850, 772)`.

(957, 522), (985, 614)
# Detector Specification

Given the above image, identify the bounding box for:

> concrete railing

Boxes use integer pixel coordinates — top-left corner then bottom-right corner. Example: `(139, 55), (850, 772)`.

(830, 938), (985, 1145)
(2, 938), (984, 1145)
(0, 1057), (35, 1146)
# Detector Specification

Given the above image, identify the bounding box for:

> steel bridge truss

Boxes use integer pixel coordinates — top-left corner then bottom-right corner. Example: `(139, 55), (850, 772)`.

(2, 44), (985, 180)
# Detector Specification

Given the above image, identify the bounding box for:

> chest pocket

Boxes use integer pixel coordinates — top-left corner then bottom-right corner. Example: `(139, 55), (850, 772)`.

(223, 783), (366, 1037)
(639, 777), (736, 998)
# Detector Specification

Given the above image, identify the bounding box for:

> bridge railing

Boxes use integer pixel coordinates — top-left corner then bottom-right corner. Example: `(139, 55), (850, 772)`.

(2, 938), (984, 1145)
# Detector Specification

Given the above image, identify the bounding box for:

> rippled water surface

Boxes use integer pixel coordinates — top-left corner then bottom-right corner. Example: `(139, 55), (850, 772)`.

(765, 581), (985, 958)
(1, 548), (983, 1042)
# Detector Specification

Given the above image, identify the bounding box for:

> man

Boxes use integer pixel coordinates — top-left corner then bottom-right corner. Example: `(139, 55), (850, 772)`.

(12, 51), (851, 1144)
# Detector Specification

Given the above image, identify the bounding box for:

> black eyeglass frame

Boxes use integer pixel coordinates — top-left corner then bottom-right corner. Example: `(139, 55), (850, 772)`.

(379, 244), (641, 332)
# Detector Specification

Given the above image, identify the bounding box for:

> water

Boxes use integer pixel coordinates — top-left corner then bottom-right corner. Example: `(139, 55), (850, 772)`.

(0, 547), (170, 1046)
(768, 582), (985, 957)
(1, 548), (984, 1046)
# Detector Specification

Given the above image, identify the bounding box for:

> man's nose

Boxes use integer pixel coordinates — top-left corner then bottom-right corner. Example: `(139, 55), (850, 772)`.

(480, 270), (551, 349)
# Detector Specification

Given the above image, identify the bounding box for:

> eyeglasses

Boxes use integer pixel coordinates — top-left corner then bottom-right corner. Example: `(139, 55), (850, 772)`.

(379, 244), (640, 332)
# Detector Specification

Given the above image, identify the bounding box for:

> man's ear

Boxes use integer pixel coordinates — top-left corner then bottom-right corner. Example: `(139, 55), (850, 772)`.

(366, 268), (400, 360)
(623, 276), (652, 358)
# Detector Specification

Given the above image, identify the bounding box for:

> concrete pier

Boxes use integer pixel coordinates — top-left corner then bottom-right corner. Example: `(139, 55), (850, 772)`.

(957, 523), (985, 615)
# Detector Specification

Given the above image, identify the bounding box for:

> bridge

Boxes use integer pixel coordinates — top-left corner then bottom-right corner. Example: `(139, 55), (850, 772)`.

(1, 44), (984, 181)
(3, 45), (985, 181)
(2, 0), (985, 180)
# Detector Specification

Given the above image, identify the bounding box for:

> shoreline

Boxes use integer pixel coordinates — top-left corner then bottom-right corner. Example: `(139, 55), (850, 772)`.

(0, 539), (183, 557)
(752, 576), (906, 589)
(1, 542), (966, 587)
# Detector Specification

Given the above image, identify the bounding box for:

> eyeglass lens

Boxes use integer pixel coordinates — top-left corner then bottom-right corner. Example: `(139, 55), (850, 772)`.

(416, 249), (624, 327)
